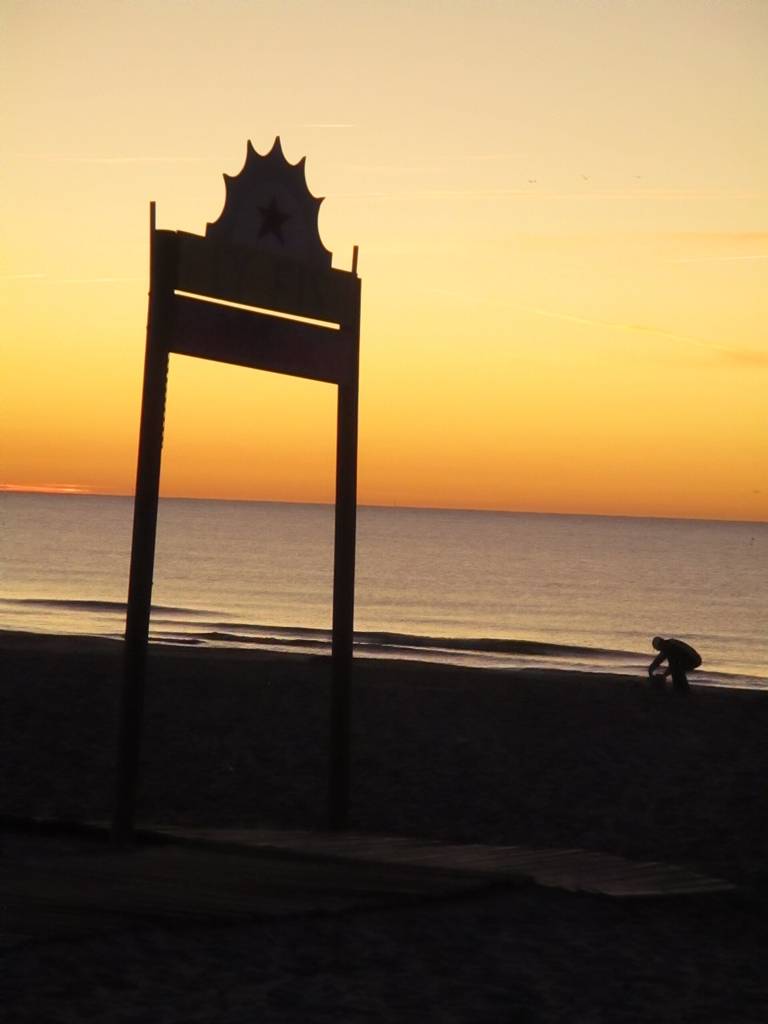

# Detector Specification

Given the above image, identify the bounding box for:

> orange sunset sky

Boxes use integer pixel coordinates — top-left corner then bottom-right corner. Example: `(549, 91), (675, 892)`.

(2, 0), (767, 521)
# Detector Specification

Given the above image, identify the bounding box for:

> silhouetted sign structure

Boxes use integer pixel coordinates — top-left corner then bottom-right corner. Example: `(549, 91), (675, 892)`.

(114, 139), (361, 841)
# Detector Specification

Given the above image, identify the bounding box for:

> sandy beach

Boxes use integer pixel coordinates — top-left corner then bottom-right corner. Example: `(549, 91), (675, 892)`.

(3, 629), (768, 1021)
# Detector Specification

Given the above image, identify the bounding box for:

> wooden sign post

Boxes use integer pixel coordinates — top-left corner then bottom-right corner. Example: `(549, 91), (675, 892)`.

(113, 139), (361, 842)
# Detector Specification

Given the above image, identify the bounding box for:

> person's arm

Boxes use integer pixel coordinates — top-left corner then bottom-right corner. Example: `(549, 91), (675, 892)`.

(648, 652), (665, 677)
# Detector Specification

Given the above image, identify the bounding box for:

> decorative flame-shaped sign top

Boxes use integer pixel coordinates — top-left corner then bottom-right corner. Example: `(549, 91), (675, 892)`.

(206, 137), (332, 268)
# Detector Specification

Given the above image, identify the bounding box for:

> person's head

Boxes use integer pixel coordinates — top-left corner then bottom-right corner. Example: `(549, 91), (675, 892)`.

(652, 636), (665, 651)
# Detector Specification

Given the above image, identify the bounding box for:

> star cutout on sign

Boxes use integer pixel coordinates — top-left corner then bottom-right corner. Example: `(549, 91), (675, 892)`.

(257, 197), (291, 242)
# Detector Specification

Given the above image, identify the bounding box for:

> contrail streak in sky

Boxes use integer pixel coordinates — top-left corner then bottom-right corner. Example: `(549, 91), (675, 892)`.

(525, 307), (768, 366)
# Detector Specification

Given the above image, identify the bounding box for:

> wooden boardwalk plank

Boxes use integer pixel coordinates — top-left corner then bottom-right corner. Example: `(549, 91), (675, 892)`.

(1, 819), (737, 950)
(0, 840), (492, 946)
(152, 826), (737, 898)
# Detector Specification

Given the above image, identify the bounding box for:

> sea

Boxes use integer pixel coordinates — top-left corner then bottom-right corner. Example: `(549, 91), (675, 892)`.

(1, 493), (766, 690)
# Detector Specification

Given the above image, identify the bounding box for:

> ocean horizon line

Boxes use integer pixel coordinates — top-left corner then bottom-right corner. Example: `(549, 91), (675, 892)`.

(2, 488), (766, 527)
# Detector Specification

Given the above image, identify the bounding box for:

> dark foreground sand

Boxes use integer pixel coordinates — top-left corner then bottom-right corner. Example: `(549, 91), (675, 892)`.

(2, 630), (768, 1022)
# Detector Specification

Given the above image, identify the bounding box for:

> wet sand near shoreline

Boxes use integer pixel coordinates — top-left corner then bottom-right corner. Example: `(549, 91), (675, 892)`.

(2, 630), (768, 1021)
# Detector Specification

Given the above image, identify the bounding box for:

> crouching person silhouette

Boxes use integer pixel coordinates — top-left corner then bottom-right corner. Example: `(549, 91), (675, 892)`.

(648, 636), (702, 692)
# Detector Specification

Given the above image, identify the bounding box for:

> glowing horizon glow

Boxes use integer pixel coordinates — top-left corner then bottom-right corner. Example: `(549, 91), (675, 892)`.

(2, 485), (766, 527)
(2, 1), (767, 523)
(0, 483), (96, 495)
